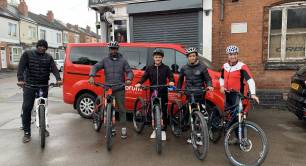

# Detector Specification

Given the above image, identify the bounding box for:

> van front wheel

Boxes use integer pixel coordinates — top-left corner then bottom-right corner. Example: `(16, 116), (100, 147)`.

(76, 93), (95, 119)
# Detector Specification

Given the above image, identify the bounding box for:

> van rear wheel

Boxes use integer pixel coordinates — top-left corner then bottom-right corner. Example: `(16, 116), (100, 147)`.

(76, 93), (95, 119)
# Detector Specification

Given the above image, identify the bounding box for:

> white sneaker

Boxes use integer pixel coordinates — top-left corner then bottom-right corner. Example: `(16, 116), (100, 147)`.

(162, 131), (166, 141)
(150, 130), (156, 139)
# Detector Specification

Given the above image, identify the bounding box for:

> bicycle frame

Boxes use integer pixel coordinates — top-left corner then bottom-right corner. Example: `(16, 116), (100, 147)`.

(224, 91), (251, 142)
(34, 89), (49, 128)
(150, 89), (163, 128)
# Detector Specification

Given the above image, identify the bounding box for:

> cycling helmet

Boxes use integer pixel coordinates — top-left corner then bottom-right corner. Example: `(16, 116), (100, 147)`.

(108, 41), (119, 48)
(152, 49), (164, 57)
(226, 45), (239, 54)
(185, 47), (198, 56)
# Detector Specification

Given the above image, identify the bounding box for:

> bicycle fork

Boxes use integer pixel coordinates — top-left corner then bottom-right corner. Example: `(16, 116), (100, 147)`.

(34, 99), (49, 128)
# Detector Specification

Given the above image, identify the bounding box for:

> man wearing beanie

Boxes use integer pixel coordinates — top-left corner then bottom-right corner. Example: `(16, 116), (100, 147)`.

(17, 39), (62, 143)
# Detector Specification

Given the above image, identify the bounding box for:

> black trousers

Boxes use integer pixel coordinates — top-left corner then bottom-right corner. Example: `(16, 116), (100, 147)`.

(22, 87), (48, 133)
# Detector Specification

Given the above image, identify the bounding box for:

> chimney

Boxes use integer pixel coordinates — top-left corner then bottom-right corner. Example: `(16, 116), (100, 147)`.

(74, 25), (78, 30)
(47, 10), (54, 22)
(86, 25), (91, 33)
(0, 0), (7, 8)
(18, 0), (28, 16)
(66, 23), (72, 29)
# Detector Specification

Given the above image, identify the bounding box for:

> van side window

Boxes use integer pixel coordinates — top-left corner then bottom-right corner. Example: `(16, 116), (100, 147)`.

(119, 47), (148, 70)
(70, 47), (108, 65)
(175, 51), (187, 73)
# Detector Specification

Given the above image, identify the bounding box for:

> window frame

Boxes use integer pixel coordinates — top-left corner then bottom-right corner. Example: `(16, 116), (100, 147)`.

(10, 47), (22, 64)
(268, 3), (306, 62)
(40, 29), (46, 40)
(8, 22), (17, 37)
(57, 33), (62, 44)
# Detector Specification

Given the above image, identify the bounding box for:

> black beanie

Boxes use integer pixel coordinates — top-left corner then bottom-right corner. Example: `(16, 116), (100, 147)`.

(36, 39), (48, 49)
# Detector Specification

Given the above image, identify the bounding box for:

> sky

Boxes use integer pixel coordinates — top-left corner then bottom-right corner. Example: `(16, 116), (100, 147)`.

(9, 0), (97, 31)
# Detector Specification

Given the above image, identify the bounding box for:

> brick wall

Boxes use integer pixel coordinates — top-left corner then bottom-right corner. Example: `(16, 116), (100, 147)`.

(212, 0), (302, 90)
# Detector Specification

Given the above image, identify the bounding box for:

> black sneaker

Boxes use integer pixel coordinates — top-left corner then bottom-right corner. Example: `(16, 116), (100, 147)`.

(112, 129), (116, 137)
(23, 132), (31, 143)
(121, 127), (127, 139)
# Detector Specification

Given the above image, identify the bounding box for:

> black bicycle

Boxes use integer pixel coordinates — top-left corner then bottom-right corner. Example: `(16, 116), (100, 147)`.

(208, 90), (269, 166)
(169, 88), (209, 160)
(133, 85), (173, 154)
(92, 82), (125, 151)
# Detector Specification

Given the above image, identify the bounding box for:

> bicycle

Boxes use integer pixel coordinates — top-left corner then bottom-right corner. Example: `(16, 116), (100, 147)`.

(133, 85), (173, 154)
(23, 83), (59, 148)
(92, 82), (125, 151)
(208, 89), (269, 166)
(169, 88), (209, 160)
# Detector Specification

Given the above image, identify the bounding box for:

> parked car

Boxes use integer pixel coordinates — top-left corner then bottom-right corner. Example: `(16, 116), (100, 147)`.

(54, 59), (64, 72)
(287, 65), (306, 120)
(63, 42), (224, 119)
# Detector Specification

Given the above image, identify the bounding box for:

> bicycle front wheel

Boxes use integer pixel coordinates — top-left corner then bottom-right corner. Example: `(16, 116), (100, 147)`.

(133, 97), (145, 134)
(105, 103), (113, 151)
(39, 105), (46, 148)
(224, 120), (269, 166)
(191, 111), (209, 160)
(154, 105), (162, 154)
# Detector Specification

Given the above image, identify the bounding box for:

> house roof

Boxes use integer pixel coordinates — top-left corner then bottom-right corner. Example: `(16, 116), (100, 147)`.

(28, 12), (64, 31)
(0, 7), (19, 21)
(6, 5), (36, 24)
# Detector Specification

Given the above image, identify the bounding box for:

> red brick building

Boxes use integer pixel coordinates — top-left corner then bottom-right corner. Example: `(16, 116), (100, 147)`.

(212, 0), (305, 89)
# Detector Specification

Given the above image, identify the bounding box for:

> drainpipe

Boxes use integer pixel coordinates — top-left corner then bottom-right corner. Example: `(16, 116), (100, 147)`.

(220, 0), (224, 21)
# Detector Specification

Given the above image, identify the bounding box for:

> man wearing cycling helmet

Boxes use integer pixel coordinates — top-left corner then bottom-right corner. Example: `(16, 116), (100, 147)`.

(135, 49), (175, 140)
(220, 45), (259, 144)
(177, 47), (213, 143)
(89, 41), (134, 139)
(177, 47), (214, 98)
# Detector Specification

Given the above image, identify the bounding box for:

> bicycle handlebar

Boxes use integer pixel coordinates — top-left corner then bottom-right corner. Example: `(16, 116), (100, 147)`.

(93, 82), (126, 89)
(175, 88), (207, 93)
(23, 83), (60, 88)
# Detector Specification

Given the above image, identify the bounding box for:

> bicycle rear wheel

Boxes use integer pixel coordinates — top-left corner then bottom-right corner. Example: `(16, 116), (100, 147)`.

(154, 105), (162, 154)
(39, 105), (46, 148)
(191, 111), (209, 160)
(224, 120), (269, 166)
(105, 103), (113, 151)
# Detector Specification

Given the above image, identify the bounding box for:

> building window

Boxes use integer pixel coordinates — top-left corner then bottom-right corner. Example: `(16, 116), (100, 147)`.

(8, 23), (17, 37)
(57, 33), (62, 43)
(74, 34), (80, 43)
(113, 20), (127, 42)
(63, 32), (68, 43)
(40, 29), (46, 40)
(28, 26), (36, 39)
(10, 47), (22, 64)
(269, 3), (306, 61)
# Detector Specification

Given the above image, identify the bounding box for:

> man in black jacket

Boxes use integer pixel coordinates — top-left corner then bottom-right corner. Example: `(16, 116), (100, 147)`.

(135, 49), (174, 140)
(177, 47), (213, 143)
(177, 47), (213, 99)
(17, 39), (62, 143)
(88, 41), (134, 139)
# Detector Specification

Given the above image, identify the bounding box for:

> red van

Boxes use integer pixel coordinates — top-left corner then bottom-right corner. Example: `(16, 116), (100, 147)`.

(63, 43), (224, 119)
